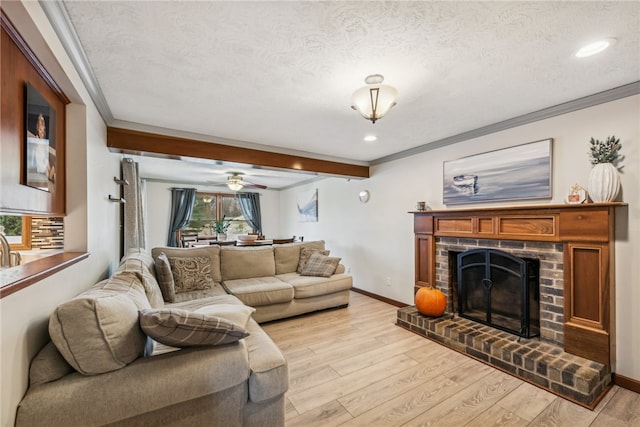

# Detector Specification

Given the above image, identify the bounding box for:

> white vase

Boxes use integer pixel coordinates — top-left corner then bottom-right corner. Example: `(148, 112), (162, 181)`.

(588, 163), (620, 202)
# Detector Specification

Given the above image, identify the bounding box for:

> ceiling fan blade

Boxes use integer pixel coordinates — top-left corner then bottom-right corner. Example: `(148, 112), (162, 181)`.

(242, 182), (268, 189)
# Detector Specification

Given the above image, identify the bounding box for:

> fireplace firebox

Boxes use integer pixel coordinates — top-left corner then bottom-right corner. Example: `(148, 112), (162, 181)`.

(457, 248), (540, 339)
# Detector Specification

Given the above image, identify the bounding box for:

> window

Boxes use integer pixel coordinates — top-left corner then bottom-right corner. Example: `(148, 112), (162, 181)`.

(0, 215), (32, 250)
(186, 193), (253, 237)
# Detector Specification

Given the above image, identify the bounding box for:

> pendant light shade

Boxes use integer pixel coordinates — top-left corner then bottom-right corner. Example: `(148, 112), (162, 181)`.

(351, 74), (398, 123)
(227, 181), (243, 191)
(226, 174), (244, 191)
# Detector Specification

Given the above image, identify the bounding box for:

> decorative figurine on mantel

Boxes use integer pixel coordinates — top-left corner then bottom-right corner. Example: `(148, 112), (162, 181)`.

(566, 183), (587, 204)
(587, 135), (623, 203)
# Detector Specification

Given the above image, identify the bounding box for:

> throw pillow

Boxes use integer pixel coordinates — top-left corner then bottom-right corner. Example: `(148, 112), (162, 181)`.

(29, 341), (74, 386)
(49, 274), (150, 375)
(139, 308), (249, 347)
(300, 252), (341, 277)
(296, 248), (330, 273)
(154, 252), (176, 302)
(194, 304), (256, 328)
(167, 256), (215, 293)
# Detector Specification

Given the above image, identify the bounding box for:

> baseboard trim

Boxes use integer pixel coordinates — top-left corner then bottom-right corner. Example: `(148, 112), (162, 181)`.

(613, 373), (640, 394)
(351, 288), (408, 308)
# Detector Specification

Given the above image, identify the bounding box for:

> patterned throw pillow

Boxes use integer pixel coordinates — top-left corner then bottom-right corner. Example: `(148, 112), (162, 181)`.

(296, 248), (330, 273)
(300, 252), (341, 277)
(154, 252), (176, 302)
(167, 256), (215, 293)
(139, 308), (249, 347)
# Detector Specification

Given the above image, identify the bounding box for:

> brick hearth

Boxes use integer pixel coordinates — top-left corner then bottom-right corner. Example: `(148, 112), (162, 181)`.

(397, 307), (611, 408)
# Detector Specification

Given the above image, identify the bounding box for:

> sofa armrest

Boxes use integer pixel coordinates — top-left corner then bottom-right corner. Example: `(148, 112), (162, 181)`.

(334, 264), (346, 274)
(17, 342), (250, 427)
(245, 319), (289, 403)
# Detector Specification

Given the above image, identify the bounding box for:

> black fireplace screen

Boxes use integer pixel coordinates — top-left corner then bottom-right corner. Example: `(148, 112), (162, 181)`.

(457, 248), (540, 339)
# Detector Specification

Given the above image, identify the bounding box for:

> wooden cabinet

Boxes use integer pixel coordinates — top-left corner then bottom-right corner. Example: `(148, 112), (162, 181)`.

(411, 203), (623, 365)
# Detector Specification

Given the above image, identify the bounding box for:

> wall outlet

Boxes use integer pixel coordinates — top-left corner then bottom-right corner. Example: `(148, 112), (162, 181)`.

(385, 277), (392, 287)
(346, 266), (351, 273)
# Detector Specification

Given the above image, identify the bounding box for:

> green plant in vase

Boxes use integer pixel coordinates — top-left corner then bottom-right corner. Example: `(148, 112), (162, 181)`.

(587, 135), (622, 203)
(212, 215), (231, 240)
(589, 136), (622, 165)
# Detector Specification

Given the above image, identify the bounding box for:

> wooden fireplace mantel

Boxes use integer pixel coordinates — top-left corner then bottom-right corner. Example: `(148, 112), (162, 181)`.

(410, 202), (626, 365)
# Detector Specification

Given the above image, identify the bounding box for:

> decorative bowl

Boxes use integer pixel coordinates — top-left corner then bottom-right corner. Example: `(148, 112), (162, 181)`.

(237, 234), (259, 242)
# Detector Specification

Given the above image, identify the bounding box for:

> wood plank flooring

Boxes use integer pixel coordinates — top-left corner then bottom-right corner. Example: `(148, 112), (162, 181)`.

(261, 291), (640, 427)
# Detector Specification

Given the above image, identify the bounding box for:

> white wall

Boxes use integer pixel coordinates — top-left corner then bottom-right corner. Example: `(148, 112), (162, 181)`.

(0, 3), (121, 426)
(145, 181), (282, 249)
(280, 95), (640, 381)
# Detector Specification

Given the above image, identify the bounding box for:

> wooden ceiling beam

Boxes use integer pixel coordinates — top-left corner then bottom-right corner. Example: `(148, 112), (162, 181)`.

(107, 127), (369, 179)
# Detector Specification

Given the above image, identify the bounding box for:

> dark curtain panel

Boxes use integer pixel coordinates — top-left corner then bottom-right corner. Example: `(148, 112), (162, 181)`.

(167, 188), (197, 247)
(237, 192), (262, 234)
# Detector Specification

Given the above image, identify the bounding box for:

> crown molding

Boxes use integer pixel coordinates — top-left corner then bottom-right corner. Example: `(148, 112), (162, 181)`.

(372, 81), (640, 165)
(39, 0), (113, 123)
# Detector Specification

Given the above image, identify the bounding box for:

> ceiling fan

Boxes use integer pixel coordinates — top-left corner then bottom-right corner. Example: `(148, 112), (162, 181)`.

(224, 172), (267, 191)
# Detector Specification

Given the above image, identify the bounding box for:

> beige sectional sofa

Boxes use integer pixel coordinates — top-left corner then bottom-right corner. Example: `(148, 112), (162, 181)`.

(16, 241), (351, 426)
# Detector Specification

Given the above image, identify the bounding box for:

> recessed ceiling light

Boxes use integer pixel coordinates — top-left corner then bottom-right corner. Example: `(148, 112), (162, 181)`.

(575, 38), (616, 58)
(363, 135), (377, 142)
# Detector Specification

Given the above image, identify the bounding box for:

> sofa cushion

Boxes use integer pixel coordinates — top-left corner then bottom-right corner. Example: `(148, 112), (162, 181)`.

(300, 252), (341, 277)
(151, 246), (222, 283)
(194, 304), (256, 328)
(49, 272), (150, 375)
(17, 341), (252, 427)
(118, 250), (165, 308)
(140, 308), (249, 347)
(273, 243), (302, 274)
(154, 252), (176, 302)
(172, 286), (228, 303)
(276, 272), (353, 299)
(167, 293), (241, 308)
(120, 248), (157, 278)
(168, 256), (216, 293)
(221, 246), (276, 280)
(29, 342), (74, 386)
(297, 248), (330, 273)
(223, 277), (294, 307)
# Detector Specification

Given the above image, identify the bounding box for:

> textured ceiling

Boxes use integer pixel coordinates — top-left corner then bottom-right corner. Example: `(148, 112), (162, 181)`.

(57, 1), (639, 187)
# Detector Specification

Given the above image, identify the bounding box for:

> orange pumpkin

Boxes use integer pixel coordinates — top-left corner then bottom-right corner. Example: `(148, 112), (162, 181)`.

(415, 286), (446, 317)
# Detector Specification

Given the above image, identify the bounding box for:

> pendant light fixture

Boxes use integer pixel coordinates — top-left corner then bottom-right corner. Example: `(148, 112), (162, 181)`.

(351, 74), (398, 123)
(226, 174), (244, 191)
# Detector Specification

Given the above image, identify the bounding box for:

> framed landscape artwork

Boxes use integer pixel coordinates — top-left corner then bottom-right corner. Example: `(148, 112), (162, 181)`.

(297, 189), (318, 222)
(24, 83), (56, 192)
(443, 139), (552, 204)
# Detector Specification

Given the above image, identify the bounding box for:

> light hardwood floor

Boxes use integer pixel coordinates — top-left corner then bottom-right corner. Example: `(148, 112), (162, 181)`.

(261, 291), (640, 427)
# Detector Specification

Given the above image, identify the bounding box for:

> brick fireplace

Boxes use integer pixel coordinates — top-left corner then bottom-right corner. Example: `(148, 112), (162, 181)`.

(397, 203), (623, 408)
(436, 238), (564, 346)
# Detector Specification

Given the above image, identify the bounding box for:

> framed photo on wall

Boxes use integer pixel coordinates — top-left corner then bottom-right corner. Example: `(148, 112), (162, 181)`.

(24, 82), (56, 192)
(297, 189), (318, 222)
(443, 139), (553, 204)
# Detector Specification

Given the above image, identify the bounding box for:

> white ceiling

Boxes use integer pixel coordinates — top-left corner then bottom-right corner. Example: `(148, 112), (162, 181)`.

(51, 1), (639, 189)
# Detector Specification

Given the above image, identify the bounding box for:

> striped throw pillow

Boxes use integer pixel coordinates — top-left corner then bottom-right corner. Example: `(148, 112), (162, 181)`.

(139, 308), (249, 347)
(153, 252), (176, 302)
